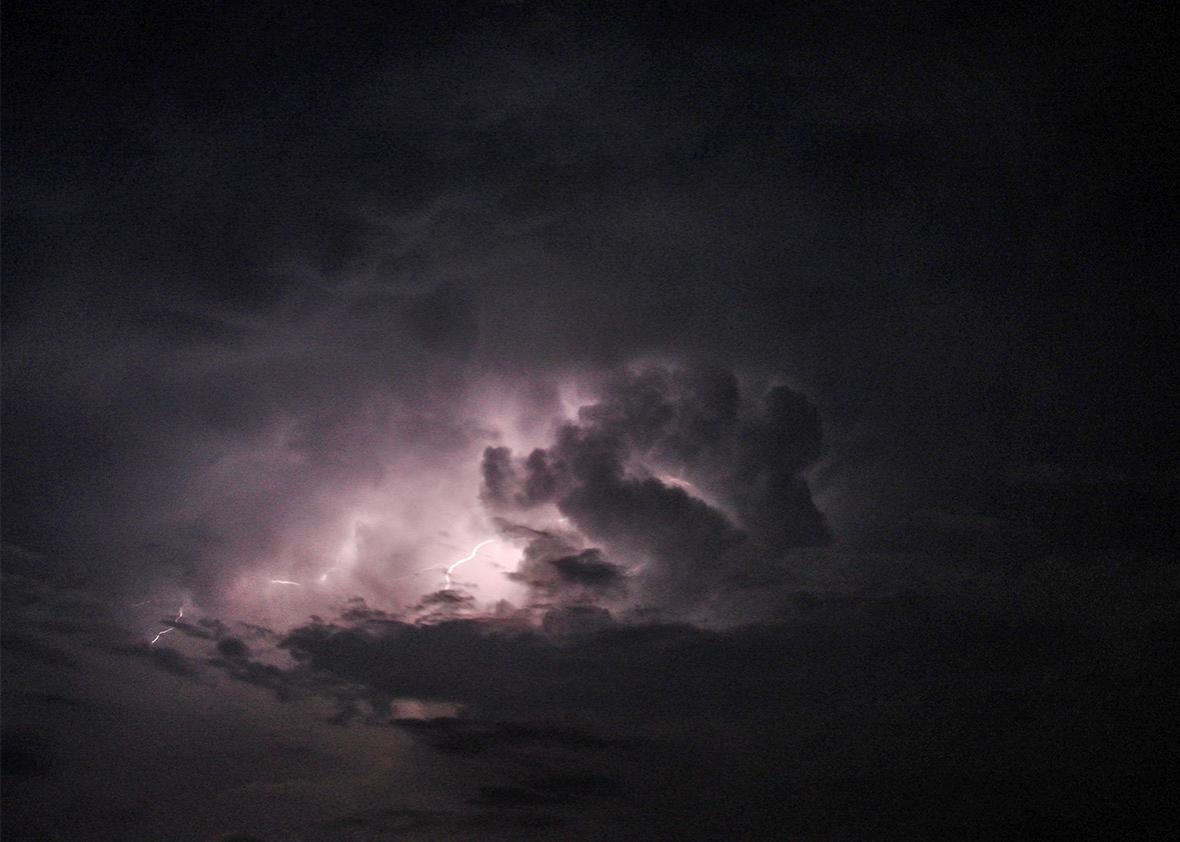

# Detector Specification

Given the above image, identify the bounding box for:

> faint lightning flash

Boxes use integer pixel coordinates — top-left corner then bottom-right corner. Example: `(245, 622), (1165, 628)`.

(656, 472), (733, 516)
(389, 564), (444, 582)
(443, 539), (496, 589)
(269, 579), (302, 586)
(657, 473), (700, 494)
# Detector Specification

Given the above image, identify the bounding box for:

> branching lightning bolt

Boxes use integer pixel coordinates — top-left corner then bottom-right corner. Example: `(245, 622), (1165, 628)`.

(443, 539), (495, 589)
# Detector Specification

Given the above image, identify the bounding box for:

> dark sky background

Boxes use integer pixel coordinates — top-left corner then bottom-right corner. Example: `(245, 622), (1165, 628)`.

(2, 2), (1177, 839)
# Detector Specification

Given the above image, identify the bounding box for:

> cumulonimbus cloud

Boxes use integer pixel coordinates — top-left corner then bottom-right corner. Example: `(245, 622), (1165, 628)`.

(481, 360), (830, 614)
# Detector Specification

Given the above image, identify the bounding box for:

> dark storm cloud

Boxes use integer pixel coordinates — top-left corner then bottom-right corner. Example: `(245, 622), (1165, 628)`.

(392, 717), (622, 757)
(194, 551), (1178, 837)
(499, 521), (626, 603)
(4, 2), (1177, 839)
(148, 645), (202, 677)
(1, 573), (134, 655)
(547, 550), (624, 589)
(314, 804), (567, 839)
(0, 634), (80, 670)
(210, 653), (293, 698)
(559, 475), (744, 603)
(215, 636), (250, 660)
(478, 447), (520, 511)
(540, 604), (616, 638)
(413, 589), (479, 625)
(167, 620), (215, 640)
(472, 771), (620, 807)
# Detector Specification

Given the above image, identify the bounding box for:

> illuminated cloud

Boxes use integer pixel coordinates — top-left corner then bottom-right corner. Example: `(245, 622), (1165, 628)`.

(480, 361), (829, 614)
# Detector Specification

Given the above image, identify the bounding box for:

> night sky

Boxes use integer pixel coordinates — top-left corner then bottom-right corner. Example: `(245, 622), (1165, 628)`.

(2, 2), (1177, 839)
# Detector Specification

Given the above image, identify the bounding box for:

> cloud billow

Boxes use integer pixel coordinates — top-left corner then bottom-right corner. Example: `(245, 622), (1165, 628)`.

(508, 547), (627, 601)
(482, 361), (829, 612)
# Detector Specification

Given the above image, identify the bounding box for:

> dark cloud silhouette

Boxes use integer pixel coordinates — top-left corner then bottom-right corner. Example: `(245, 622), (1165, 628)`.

(479, 446), (519, 511)
(506, 533), (627, 602)
(314, 804), (566, 839)
(472, 772), (620, 808)
(0, 634), (79, 670)
(169, 620), (215, 640)
(215, 636), (250, 659)
(149, 645), (202, 677)
(549, 550), (624, 589)
(211, 654), (293, 699)
(540, 605), (616, 638)
(392, 717), (622, 757)
(5, 515), (1178, 838)
(185, 556), (1179, 837)
(515, 770), (621, 803)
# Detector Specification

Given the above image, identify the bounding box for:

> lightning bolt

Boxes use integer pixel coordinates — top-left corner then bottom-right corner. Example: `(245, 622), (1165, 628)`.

(149, 606), (185, 645)
(269, 579), (302, 586)
(443, 539), (495, 589)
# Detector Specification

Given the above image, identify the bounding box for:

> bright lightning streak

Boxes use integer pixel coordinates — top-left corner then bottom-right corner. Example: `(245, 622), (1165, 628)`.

(443, 539), (495, 589)
(269, 579), (302, 586)
(149, 605), (186, 645)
